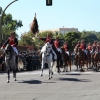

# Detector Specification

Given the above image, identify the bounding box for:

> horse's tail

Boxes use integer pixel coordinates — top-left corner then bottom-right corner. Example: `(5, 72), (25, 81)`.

(17, 57), (24, 71)
(52, 61), (57, 72)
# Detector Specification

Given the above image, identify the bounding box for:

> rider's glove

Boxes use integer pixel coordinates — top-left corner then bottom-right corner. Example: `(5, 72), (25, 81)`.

(12, 44), (16, 47)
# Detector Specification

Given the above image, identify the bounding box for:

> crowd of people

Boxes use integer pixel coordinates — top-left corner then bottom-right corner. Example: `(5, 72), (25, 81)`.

(18, 51), (41, 71)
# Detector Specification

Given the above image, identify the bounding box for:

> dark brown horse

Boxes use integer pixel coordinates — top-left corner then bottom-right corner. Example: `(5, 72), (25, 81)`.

(52, 45), (62, 73)
(93, 47), (100, 71)
(75, 47), (89, 71)
(61, 47), (71, 72)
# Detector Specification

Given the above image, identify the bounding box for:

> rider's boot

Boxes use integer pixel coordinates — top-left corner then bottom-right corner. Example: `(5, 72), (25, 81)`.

(16, 55), (18, 71)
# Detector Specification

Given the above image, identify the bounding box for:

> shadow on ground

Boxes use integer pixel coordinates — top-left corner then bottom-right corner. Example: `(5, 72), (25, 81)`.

(18, 80), (56, 84)
(59, 78), (91, 82)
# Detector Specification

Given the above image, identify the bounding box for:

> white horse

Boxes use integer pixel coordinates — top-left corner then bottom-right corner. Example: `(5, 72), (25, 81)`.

(40, 42), (57, 79)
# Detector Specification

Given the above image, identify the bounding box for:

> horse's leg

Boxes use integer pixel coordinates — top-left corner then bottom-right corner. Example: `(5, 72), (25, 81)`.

(69, 61), (71, 71)
(13, 69), (16, 81)
(79, 60), (83, 71)
(7, 69), (10, 83)
(40, 60), (44, 76)
(86, 60), (88, 70)
(57, 59), (60, 74)
(75, 56), (78, 70)
(48, 62), (52, 80)
(95, 61), (98, 72)
(66, 63), (68, 72)
(63, 60), (66, 72)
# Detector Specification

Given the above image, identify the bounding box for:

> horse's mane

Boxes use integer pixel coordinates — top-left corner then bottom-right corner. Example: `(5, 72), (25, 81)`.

(41, 45), (46, 53)
(5, 44), (15, 57)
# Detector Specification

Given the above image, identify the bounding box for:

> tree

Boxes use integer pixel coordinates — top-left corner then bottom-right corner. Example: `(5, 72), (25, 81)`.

(0, 7), (23, 39)
(81, 31), (99, 44)
(19, 31), (35, 46)
(64, 32), (81, 51)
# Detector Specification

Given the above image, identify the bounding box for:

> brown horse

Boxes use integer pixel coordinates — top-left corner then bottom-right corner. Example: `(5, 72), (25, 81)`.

(52, 45), (62, 73)
(61, 47), (71, 72)
(86, 49), (91, 68)
(74, 46), (90, 71)
(93, 47), (100, 71)
(76, 47), (89, 71)
(74, 46), (79, 69)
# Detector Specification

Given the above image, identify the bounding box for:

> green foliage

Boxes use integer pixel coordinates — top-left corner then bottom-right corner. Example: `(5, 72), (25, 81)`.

(0, 7), (2, 15)
(81, 31), (99, 43)
(64, 32), (81, 50)
(0, 6), (23, 39)
(19, 29), (100, 51)
(19, 31), (35, 46)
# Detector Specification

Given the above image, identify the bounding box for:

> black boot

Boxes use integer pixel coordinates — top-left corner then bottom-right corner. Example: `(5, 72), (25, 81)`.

(52, 53), (55, 61)
(16, 56), (18, 71)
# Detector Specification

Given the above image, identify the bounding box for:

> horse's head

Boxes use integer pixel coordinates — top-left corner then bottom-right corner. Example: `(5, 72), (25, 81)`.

(5, 44), (13, 56)
(45, 42), (52, 52)
(74, 46), (78, 52)
(61, 47), (65, 54)
(78, 47), (82, 53)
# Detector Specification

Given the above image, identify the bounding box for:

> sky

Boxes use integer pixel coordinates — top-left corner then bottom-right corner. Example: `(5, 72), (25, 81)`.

(1, 0), (100, 38)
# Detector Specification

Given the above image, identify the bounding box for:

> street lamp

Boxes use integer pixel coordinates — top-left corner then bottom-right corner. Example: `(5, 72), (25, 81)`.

(0, 0), (18, 46)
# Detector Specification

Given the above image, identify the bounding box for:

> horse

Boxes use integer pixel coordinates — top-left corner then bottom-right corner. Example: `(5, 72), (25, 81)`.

(93, 47), (100, 71)
(76, 47), (88, 71)
(40, 42), (57, 79)
(74, 46), (79, 69)
(61, 47), (71, 72)
(52, 45), (62, 73)
(1, 44), (17, 83)
(85, 48), (91, 68)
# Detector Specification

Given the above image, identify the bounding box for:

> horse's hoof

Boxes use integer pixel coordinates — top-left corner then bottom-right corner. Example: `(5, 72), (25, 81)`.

(63, 70), (65, 72)
(7, 80), (9, 83)
(51, 76), (52, 79)
(48, 77), (51, 80)
(40, 74), (43, 77)
(14, 78), (16, 81)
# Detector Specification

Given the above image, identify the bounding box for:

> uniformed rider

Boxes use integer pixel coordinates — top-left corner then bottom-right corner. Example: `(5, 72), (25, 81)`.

(1, 32), (18, 64)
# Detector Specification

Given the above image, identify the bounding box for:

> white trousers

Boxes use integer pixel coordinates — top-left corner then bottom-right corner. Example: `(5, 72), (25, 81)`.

(66, 51), (69, 55)
(51, 49), (57, 60)
(12, 46), (18, 55)
(56, 47), (62, 53)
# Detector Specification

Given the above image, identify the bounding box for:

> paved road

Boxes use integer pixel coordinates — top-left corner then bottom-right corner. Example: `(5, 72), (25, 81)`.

(0, 65), (100, 100)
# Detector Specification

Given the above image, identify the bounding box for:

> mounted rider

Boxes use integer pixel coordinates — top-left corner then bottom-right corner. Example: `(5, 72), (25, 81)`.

(76, 41), (81, 48)
(39, 33), (57, 61)
(63, 41), (70, 56)
(91, 41), (97, 54)
(39, 32), (53, 44)
(97, 41), (100, 53)
(54, 36), (62, 54)
(87, 42), (92, 52)
(80, 40), (87, 54)
(1, 32), (18, 64)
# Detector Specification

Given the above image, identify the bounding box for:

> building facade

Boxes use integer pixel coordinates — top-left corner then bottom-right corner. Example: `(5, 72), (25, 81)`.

(40, 27), (78, 34)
